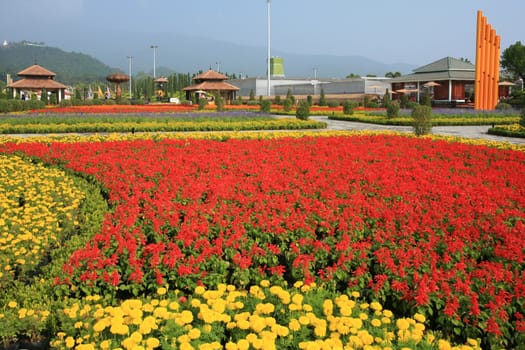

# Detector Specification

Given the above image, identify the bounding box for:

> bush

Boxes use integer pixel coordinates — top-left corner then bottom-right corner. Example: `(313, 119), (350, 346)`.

(412, 105), (433, 136)
(274, 95), (281, 105)
(296, 100), (310, 120)
(246, 100), (259, 106)
(306, 95), (313, 106)
(215, 96), (225, 112)
(318, 88), (327, 106)
(399, 95), (409, 109)
(342, 100), (356, 115)
(496, 102), (512, 110)
(283, 98), (293, 112)
(198, 98), (207, 110)
(259, 100), (271, 113)
(386, 101), (400, 119)
(327, 100), (339, 108)
(520, 108), (525, 128)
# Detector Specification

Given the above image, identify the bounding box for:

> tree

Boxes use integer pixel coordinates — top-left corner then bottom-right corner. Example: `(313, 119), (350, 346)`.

(385, 72), (401, 78)
(501, 41), (525, 81)
(318, 88), (327, 106)
(346, 73), (360, 78)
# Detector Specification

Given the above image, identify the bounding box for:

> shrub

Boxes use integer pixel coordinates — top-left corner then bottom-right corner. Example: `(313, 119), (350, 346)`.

(400, 95), (409, 109)
(412, 105), (433, 135)
(327, 100), (339, 108)
(274, 95), (281, 105)
(249, 89), (255, 101)
(342, 100), (356, 115)
(520, 108), (525, 127)
(420, 92), (432, 106)
(215, 96), (225, 112)
(198, 98), (207, 110)
(296, 100), (310, 120)
(496, 102), (512, 110)
(306, 95), (313, 106)
(318, 88), (327, 106)
(283, 98), (293, 112)
(286, 89), (295, 105)
(386, 101), (400, 119)
(259, 99), (271, 113)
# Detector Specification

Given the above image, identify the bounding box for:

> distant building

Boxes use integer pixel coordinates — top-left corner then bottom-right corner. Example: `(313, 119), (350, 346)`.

(388, 57), (476, 104)
(7, 64), (67, 102)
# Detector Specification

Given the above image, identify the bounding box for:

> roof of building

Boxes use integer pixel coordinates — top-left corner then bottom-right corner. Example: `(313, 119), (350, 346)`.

(183, 81), (240, 91)
(8, 78), (67, 89)
(193, 69), (229, 81)
(17, 64), (57, 77)
(389, 57), (476, 83)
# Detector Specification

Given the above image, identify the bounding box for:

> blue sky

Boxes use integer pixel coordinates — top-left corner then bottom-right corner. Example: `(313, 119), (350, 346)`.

(1, 0), (524, 66)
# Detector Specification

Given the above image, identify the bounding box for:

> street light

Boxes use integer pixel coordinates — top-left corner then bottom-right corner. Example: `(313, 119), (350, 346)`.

(127, 56), (133, 100)
(266, 0), (271, 97)
(519, 78), (524, 91)
(150, 45), (158, 78)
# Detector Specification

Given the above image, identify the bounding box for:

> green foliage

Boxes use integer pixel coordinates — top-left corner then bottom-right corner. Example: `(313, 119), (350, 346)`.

(386, 101), (400, 119)
(306, 95), (313, 106)
(420, 92), (432, 106)
(215, 96), (225, 112)
(501, 41), (525, 81)
(383, 89), (391, 107)
(49, 93), (57, 105)
(342, 100), (357, 115)
(286, 89), (295, 105)
(296, 101), (310, 120)
(274, 95), (281, 105)
(520, 108), (525, 127)
(385, 72), (401, 78)
(198, 98), (207, 110)
(327, 100), (339, 108)
(259, 100), (271, 113)
(346, 73), (360, 78)
(495, 102), (512, 111)
(249, 89), (255, 101)
(400, 95), (409, 109)
(411, 105), (433, 136)
(318, 88), (327, 106)
(283, 98), (293, 112)
(40, 89), (48, 104)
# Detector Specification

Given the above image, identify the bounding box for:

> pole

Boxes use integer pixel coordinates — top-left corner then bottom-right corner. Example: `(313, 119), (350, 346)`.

(150, 45), (158, 78)
(267, 0), (271, 97)
(127, 56), (133, 100)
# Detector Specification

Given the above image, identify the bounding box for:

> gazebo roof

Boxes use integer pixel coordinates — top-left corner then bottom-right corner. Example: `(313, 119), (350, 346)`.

(183, 81), (240, 92)
(17, 64), (57, 77)
(193, 70), (229, 81)
(413, 57), (475, 74)
(8, 78), (67, 89)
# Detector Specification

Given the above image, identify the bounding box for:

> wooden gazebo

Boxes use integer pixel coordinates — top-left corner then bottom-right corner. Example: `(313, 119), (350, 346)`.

(183, 70), (239, 103)
(7, 64), (67, 102)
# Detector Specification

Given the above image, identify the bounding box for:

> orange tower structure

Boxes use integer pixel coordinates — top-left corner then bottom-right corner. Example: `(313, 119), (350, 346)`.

(474, 10), (501, 110)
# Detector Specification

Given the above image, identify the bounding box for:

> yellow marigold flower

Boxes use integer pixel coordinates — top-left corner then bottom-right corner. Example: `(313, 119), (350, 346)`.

(371, 319), (382, 327)
(188, 328), (201, 339)
(76, 344), (96, 350)
(413, 313), (426, 323)
(292, 293), (304, 305)
(180, 343), (194, 350)
(93, 319), (108, 332)
(293, 281), (303, 289)
(359, 313), (368, 320)
(191, 299), (201, 308)
(110, 322), (129, 335)
(65, 336), (75, 348)
(298, 315), (310, 326)
(438, 339), (452, 350)
(381, 317), (392, 324)
(260, 279), (270, 288)
(383, 309), (393, 318)
(303, 304), (313, 312)
(323, 299), (333, 316)
(100, 340), (111, 349)
(178, 334), (190, 344)
(351, 291), (360, 298)
(237, 339), (250, 350)
(370, 301), (382, 312)
(168, 301), (180, 311)
(195, 286), (206, 295)
(396, 318), (410, 331)
(7, 301), (17, 308)
(146, 337), (160, 348)
(314, 325), (327, 337)
(289, 318), (301, 331)
(225, 342), (237, 350)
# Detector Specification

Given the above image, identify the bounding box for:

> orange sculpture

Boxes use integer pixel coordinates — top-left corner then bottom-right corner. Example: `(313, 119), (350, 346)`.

(474, 10), (501, 110)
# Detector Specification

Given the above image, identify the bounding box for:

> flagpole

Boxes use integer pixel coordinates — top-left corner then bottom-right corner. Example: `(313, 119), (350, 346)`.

(127, 56), (133, 100)
(267, 0), (271, 97)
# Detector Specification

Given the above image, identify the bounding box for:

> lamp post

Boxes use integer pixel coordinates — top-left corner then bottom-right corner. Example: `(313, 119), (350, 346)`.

(150, 45), (158, 78)
(520, 78), (524, 92)
(216, 61), (221, 72)
(127, 56), (133, 100)
(266, 0), (271, 97)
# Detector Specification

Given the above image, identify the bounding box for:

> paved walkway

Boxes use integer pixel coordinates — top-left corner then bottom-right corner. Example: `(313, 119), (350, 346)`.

(310, 116), (525, 145)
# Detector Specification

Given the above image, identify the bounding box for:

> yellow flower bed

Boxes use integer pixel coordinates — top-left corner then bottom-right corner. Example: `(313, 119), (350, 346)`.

(1, 129), (523, 152)
(0, 155), (85, 282)
(52, 281), (481, 350)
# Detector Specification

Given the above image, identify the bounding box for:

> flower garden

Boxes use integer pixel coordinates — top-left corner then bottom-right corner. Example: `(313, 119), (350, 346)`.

(0, 113), (524, 349)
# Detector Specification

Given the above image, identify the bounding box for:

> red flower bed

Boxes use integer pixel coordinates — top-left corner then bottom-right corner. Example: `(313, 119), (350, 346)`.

(1, 135), (524, 343)
(31, 104), (199, 114)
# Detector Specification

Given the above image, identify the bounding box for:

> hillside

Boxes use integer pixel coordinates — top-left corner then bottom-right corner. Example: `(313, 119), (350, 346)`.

(0, 41), (114, 85)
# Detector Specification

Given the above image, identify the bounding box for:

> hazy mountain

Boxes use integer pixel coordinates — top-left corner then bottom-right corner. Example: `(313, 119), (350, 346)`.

(42, 30), (416, 78)
(0, 41), (114, 84)
(1, 33), (416, 84)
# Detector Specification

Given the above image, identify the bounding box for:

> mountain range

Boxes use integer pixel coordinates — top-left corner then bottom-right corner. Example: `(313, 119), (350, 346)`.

(1, 32), (417, 84)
